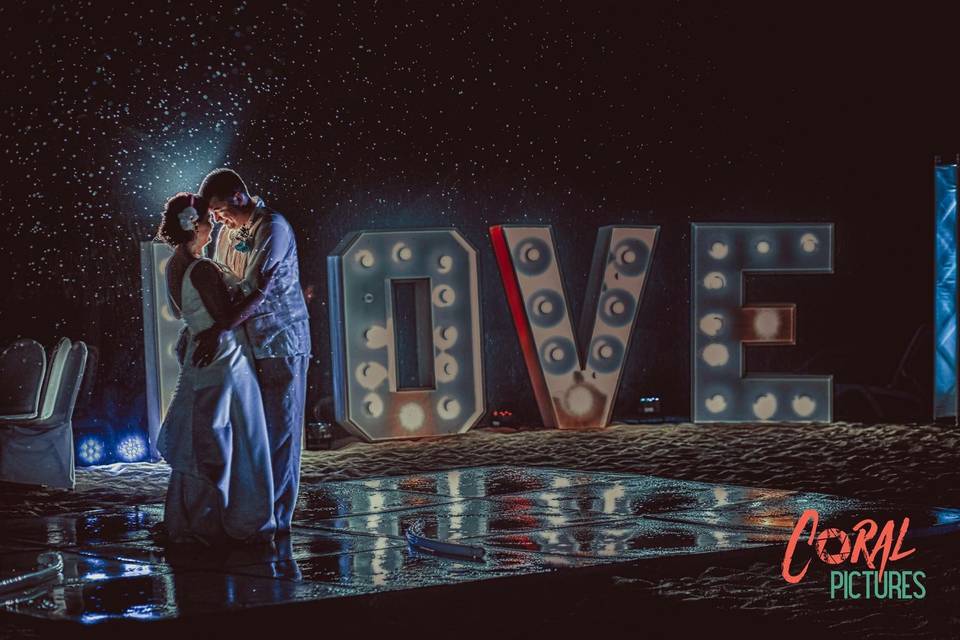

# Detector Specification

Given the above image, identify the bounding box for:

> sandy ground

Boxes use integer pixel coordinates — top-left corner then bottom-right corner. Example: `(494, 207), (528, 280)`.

(3, 421), (957, 517)
(2, 421), (959, 638)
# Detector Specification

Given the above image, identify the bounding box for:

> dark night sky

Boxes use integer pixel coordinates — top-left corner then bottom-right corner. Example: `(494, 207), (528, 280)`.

(2, 1), (959, 430)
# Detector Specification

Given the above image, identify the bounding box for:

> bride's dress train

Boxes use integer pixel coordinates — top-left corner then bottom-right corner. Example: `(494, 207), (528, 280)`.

(157, 259), (276, 543)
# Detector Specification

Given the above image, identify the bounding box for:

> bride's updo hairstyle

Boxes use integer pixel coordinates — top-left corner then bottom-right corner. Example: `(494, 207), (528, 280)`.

(157, 192), (210, 246)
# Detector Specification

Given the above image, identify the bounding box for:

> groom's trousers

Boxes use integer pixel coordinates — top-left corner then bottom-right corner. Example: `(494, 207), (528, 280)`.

(254, 355), (309, 532)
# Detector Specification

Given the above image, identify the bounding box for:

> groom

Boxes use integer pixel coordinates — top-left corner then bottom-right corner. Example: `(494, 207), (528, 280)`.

(193, 168), (311, 533)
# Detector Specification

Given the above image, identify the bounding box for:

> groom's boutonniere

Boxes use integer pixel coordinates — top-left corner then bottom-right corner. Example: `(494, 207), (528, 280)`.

(234, 225), (253, 253)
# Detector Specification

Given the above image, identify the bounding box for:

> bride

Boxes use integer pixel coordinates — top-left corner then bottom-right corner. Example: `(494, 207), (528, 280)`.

(156, 192), (276, 545)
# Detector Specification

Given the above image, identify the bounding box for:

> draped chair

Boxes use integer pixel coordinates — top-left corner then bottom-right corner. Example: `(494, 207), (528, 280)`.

(0, 339), (88, 489)
(0, 339), (46, 420)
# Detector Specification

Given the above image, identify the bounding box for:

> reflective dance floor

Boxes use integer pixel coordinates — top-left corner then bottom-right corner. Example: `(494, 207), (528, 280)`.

(2, 465), (959, 626)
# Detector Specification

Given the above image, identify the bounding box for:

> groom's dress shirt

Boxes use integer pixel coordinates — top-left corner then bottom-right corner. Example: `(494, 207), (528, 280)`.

(215, 196), (311, 359)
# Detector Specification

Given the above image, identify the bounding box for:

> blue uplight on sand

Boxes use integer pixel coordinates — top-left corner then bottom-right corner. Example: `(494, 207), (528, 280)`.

(116, 434), (148, 463)
(77, 437), (106, 465)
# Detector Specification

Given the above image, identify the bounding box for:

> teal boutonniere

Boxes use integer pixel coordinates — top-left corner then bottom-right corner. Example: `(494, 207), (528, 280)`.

(234, 225), (253, 253)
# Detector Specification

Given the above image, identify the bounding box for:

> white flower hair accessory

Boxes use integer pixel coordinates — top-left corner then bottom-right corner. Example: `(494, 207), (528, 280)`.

(178, 205), (199, 231)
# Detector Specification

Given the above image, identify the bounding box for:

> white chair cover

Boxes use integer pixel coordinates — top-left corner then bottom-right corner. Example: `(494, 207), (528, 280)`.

(38, 337), (71, 422)
(0, 341), (88, 489)
(0, 339), (46, 419)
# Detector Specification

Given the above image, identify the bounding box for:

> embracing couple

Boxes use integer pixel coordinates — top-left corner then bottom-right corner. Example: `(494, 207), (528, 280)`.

(155, 168), (310, 545)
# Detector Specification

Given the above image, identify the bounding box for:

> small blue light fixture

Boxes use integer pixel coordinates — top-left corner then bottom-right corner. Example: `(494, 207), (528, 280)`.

(116, 433), (148, 463)
(77, 437), (106, 466)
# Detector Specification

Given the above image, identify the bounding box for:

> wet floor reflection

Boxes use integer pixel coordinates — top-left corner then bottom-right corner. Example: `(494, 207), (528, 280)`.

(484, 476), (796, 518)
(479, 517), (787, 558)
(2, 465), (956, 626)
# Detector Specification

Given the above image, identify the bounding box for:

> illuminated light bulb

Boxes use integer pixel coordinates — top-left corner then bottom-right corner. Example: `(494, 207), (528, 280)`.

(598, 344), (614, 359)
(356, 361), (388, 390)
(699, 313), (724, 336)
(538, 299), (554, 314)
(117, 435), (147, 462)
(702, 343), (729, 367)
(399, 402), (426, 431)
(705, 394), (727, 414)
(709, 242), (729, 259)
(78, 437), (105, 465)
(438, 255), (453, 273)
(434, 325), (458, 349)
(610, 300), (626, 315)
(363, 393), (384, 417)
(756, 241), (771, 254)
(525, 247), (541, 262)
(800, 233), (819, 253)
(436, 353), (458, 382)
(567, 385), (594, 416)
(356, 250), (375, 268)
(753, 309), (780, 340)
(432, 285), (455, 307)
(620, 249), (637, 264)
(364, 325), (387, 349)
(753, 393), (777, 420)
(549, 346), (565, 362)
(392, 243), (412, 262)
(704, 272), (726, 290)
(437, 396), (462, 420)
(792, 394), (816, 418)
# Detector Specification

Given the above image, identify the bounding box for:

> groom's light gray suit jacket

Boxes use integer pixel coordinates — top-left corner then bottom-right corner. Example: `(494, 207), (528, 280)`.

(215, 197), (311, 359)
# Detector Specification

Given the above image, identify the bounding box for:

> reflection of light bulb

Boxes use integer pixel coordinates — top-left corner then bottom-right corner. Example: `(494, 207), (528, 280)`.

(709, 242), (728, 259)
(800, 233), (819, 253)
(704, 272), (726, 290)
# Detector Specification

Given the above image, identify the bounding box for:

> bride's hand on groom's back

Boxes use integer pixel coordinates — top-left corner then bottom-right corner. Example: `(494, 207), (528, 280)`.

(192, 327), (222, 368)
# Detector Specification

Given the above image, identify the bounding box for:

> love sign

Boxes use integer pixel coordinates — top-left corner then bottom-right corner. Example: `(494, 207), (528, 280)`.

(326, 222), (834, 441)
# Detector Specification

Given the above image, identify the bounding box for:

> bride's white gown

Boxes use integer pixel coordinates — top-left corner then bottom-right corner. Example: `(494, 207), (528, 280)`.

(157, 258), (276, 543)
